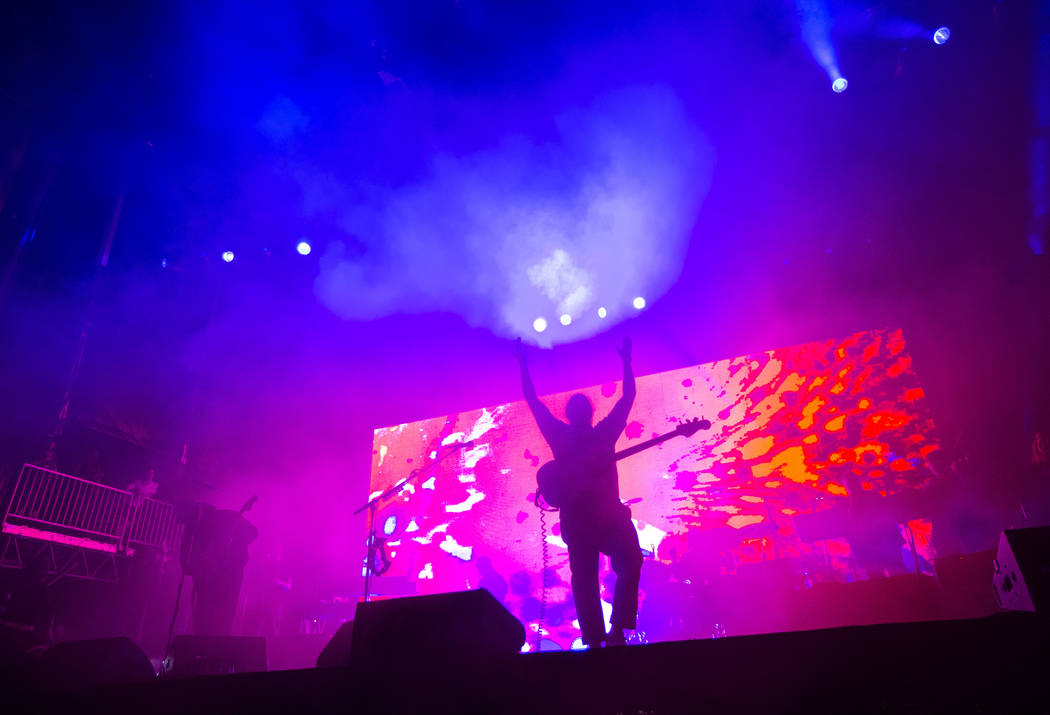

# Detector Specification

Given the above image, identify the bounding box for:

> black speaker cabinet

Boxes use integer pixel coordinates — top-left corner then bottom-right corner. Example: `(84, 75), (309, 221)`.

(350, 588), (524, 670)
(993, 528), (1050, 612)
(316, 620), (354, 668)
(40, 637), (155, 688)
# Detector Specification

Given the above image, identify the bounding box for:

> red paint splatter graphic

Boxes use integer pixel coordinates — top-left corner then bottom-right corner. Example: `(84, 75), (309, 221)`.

(368, 329), (938, 650)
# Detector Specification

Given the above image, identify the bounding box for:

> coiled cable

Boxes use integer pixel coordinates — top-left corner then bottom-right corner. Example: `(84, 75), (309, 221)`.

(536, 507), (551, 651)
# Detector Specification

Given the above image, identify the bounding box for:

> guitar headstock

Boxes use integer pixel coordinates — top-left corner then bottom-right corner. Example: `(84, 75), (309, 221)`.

(675, 417), (712, 437)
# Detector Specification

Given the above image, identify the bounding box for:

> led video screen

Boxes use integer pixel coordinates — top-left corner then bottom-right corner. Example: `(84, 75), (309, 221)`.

(368, 328), (938, 649)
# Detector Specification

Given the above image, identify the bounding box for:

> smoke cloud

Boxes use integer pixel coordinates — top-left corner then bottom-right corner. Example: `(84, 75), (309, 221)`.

(310, 85), (714, 346)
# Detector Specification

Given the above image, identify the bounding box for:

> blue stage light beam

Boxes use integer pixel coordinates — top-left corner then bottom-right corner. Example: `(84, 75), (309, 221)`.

(797, 0), (846, 91)
(933, 27), (951, 45)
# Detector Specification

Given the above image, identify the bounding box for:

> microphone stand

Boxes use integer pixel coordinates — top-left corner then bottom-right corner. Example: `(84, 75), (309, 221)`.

(353, 441), (471, 603)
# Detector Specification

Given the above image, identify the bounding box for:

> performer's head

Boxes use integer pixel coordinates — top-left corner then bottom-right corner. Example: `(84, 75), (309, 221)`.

(566, 393), (593, 427)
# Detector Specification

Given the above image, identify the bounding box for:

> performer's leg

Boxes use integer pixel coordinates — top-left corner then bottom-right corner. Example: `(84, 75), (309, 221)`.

(213, 569), (244, 636)
(567, 541), (604, 647)
(608, 510), (643, 633)
(192, 576), (209, 635)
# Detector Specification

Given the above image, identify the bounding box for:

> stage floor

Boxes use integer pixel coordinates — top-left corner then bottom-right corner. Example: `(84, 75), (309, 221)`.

(18, 612), (1048, 714)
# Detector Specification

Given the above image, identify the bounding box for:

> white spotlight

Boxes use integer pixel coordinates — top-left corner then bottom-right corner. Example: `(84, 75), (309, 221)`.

(221, 250), (235, 263)
(533, 317), (548, 333)
(559, 314), (572, 326)
(597, 307), (607, 319)
(296, 240), (312, 256)
(832, 77), (848, 93)
(632, 296), (646, 310)
(933, 27), (950, 45)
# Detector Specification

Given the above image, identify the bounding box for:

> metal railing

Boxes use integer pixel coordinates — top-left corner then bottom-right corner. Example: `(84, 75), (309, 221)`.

(1, 464), (180, 554)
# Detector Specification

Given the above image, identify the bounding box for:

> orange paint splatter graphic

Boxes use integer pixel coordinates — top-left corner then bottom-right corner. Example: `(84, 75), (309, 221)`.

(740, 436), (775, 459)
(728, 515), (766, 530)
(824, 415), (846, 432)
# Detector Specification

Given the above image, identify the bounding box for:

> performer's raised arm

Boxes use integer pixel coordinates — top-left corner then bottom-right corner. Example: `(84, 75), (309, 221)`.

(604, 337), (636, 429)
(515, 338), (562, 440)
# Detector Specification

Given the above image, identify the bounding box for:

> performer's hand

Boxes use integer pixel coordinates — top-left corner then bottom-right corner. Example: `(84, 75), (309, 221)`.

(616, 336), (632, 363)
(514, 337), (528, 365)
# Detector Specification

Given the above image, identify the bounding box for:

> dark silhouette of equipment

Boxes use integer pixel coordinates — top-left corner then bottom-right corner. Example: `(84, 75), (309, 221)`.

(316, 620), (354, 668)
(171, 635), (267, 677)
(346, 589), (524, 670)
(994, 527), (1050, 612)
(39, 637), (154, 688)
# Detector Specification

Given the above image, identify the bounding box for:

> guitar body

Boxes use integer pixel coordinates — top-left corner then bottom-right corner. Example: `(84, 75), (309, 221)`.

(536, 459), (585, 509)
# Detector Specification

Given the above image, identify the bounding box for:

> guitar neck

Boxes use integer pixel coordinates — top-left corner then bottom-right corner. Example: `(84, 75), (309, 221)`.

(614, 431), (681, 461)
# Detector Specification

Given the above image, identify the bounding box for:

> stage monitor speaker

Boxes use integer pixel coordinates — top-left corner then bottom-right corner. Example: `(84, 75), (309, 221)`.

(171, 635), (266, 677)
(993, 528), (1050, 612)
(316, 620), (354, 668)
(350, 589), (525, 670)
(39, 637), (155, 688)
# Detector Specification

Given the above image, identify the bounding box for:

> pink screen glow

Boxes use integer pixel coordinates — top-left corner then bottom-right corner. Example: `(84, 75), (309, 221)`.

(368, 328), (938, 649)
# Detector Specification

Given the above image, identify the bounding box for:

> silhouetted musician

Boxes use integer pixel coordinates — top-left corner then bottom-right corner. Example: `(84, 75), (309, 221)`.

(186, 497), (258, 636)
(515, 337), (642, 648)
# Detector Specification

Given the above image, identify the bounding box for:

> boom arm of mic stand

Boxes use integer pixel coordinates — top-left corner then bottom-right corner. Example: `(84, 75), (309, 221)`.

(353, 443), (465, 602)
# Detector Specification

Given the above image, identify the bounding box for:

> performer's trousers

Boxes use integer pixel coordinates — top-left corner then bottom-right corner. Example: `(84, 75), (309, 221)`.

(563, 504), (643, 647)
(194, 569), (244, 636)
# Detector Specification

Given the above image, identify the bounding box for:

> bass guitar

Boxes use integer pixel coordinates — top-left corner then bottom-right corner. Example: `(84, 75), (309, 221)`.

(536, 417), (711, 509)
